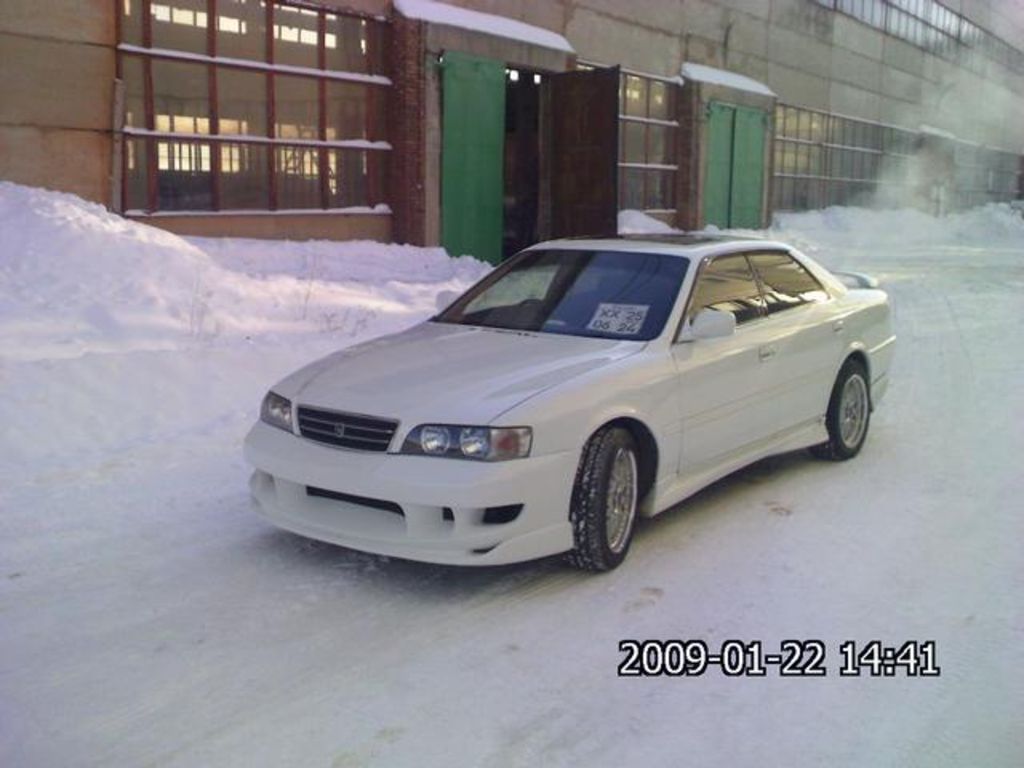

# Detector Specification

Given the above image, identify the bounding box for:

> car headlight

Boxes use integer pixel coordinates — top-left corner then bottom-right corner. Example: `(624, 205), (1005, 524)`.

(401, 425), (532, 461)
(260, 391), (293, 432)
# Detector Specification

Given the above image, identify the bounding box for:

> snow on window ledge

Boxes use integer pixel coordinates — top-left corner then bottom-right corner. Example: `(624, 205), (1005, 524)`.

(125, 205), (393, 218)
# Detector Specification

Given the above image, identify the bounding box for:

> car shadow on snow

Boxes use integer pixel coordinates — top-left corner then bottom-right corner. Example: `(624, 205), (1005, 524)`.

(631, 448), (828, 543)
(246, 526), (569, 599)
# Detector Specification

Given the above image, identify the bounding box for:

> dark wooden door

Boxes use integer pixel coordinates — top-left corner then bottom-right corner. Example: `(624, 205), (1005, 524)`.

(549, 66), (620, 238)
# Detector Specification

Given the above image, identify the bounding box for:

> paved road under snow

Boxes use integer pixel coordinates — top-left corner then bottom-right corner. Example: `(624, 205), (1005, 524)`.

(2, 241), (1022, 767)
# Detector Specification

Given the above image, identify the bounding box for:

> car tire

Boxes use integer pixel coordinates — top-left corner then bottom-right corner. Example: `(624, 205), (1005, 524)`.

(811, 358), (871, 461)
(567, 427), (640, 572)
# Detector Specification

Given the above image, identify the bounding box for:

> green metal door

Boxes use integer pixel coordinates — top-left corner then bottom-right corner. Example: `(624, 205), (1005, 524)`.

(729, 106), (766, 228)
(441, 51), (505, 264)
(703, 102), (735, 228)
(703, 102), (766, 228)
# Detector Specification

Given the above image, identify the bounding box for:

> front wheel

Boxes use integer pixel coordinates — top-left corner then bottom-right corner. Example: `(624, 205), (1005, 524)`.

(567, 427), (639, 572)
(811, 358), (871, 461)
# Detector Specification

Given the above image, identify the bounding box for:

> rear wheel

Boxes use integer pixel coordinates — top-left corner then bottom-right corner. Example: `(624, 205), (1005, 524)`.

(567, 427), (639, 572)
(811, 358), (871, 461)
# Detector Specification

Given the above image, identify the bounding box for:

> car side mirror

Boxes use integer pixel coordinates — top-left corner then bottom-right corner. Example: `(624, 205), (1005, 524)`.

(686, 308), (736, 341)
(435, 289), (460, 313)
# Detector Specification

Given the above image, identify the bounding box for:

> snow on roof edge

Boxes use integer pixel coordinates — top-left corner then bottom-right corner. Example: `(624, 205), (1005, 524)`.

(394, 0), (574, 54)
(680, 62), (775, 97)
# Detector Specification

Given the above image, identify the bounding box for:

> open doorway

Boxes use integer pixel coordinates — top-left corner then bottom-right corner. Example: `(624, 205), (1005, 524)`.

(503, 67), (542, 260)
(441, 56), (618, 263)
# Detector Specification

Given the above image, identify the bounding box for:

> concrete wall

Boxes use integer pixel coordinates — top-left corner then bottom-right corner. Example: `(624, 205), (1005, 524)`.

(0, 0), (116, 204)
(440, 0), (1023, 152)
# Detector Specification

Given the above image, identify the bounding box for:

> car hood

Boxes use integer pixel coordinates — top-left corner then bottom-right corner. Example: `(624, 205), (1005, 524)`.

(275, 321), (643, 428)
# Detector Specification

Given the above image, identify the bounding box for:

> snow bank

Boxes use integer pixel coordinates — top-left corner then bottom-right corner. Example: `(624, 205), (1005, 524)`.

(769, 203), (1024, 251)
(0, 182), (489, 362)
(0, 182), (223, 360)
(0, 182), (489, 477)
(617, 209), (682, 235)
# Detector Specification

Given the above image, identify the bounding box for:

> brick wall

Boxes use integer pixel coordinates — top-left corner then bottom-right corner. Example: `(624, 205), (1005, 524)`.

(388, 15), (427, 245)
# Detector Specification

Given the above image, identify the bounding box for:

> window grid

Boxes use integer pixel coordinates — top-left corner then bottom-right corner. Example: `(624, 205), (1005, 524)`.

(117, 0), (389, 214)
(814, 0), (1024, 76)
(772, 103), (1022, 211)
(617, 72), (679, 213)
(773, 104), (919, 210)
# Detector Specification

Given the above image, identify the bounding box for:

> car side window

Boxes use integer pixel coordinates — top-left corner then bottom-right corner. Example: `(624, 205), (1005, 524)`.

(686, 254), (765, 326)
(749, 252), (829, 315)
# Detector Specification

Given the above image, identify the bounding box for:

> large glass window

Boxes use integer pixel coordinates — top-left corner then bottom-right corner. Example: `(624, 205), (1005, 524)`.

(220, 142), (269, 209)
(617, 71), (679, 213)
(327, 149), (382, 208)
(156, 139), (213, 210)
(773, 102), (1021, 212)
(121, 55), (146, 129)
(124, 137), (149, 210)
(217, 68), (267, 137)
(117, 0), (389, 213)
(274, 5), (319, 68)
(326, 13), (379, 73)
(818, 0), (1023, 76)
(121, 0), (144, 45)
(276, 146), (320, 209)
(151, 0), (209, 52)
(772, 104), (919, 211)
(274, 75), (319, 140)
(217, 0), (266, 61)
(152, 59), (210, 135)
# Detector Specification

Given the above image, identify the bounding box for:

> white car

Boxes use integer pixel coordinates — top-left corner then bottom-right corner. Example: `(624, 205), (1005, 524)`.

(244, 235), (895, 571)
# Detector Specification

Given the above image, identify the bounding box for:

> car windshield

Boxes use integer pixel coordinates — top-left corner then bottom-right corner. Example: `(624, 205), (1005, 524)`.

(435, 249), (689, 341)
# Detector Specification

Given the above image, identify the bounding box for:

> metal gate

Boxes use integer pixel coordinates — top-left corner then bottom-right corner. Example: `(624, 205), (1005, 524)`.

(441, 51), (505, 264)
(704, 102), (767, 229)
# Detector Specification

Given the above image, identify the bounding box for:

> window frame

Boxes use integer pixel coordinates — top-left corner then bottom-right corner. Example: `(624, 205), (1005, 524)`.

(616, 68), (680, 214)
(115, 0), (390, 215)
(676, 251), (769, 341)
(819, 0), (1024, 77)
(746, 250), (831, 316)
(772, 104), (921, 212)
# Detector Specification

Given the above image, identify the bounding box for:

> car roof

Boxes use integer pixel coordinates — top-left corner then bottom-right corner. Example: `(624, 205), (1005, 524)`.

(525, 233), (790, 258)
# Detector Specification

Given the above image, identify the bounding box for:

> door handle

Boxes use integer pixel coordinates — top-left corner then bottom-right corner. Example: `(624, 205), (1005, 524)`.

(833, 319), (845, 333)
(758, 345), (777, 361)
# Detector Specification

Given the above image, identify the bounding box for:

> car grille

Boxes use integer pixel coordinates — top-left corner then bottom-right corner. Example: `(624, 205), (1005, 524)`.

(296, 406), (398, 452)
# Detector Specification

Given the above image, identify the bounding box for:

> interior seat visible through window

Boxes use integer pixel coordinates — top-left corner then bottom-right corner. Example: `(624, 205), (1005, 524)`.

(686, 254), (766, 327)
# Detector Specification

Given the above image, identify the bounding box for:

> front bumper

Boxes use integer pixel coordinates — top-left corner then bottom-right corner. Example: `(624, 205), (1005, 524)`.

(243, 421), (577, 565)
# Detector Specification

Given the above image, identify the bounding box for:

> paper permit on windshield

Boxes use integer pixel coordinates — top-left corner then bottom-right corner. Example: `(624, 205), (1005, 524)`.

(586, 303), (650, 335)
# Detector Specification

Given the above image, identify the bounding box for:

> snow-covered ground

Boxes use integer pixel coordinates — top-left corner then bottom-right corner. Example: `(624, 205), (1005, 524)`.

(2, 183), (1022, 766)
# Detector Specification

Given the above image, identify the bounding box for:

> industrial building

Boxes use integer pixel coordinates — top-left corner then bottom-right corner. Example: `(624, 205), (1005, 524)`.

(1, 0), (1022, 263)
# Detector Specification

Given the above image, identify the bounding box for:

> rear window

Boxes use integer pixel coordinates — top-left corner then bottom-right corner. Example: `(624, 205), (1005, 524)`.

(435, 249), (689, 341)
